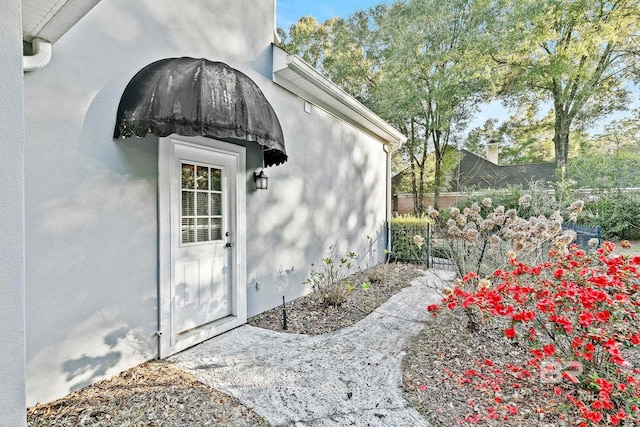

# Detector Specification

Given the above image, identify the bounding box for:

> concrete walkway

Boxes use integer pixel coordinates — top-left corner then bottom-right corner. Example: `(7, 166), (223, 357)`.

(171, 270), (454, 427)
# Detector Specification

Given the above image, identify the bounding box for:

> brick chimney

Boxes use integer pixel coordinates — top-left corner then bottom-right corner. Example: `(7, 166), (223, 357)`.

(486, 141), (499, 165)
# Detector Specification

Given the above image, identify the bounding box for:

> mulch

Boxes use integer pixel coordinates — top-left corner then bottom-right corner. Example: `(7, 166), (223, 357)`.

(403, 307), (578, 426)
(27, 261), (596, 426)
(27, 360), (267, 427)
(247, 262), (424, 334)
(27, 262), (422, 427)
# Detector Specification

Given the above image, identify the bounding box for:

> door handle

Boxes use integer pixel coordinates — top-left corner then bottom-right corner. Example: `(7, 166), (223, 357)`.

(225, 242), (233, 248)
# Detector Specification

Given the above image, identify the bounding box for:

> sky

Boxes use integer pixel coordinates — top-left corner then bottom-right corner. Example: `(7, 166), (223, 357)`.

(276, 0), (393, 30)
(276, 0), (639, 137)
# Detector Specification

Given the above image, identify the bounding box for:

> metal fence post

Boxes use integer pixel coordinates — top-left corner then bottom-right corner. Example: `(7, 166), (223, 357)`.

(426, 223), (432, 268)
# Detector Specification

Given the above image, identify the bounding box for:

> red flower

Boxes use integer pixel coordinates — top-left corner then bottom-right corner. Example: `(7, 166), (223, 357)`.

(595, 310), (610, 323)
(512, 310), (536, 322)
(572, 336), (583, 349)
(584, 409), (603, 423)
(504, 327), (516, 339)
(536, 298), (555, 313)
(426, 304), (438, 314)
(543, 343), (556, 356)
(578, 311), (595, 327)
(550, 314), (574, 333)
(462, 271), (478, 282)
(462, 296), (476, 308)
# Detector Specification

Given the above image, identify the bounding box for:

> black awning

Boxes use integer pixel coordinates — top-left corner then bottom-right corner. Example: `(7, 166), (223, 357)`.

(113, 57), (287, 166)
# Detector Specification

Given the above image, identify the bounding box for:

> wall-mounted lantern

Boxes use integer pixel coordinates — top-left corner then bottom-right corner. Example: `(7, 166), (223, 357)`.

(253, 170), (269, 190)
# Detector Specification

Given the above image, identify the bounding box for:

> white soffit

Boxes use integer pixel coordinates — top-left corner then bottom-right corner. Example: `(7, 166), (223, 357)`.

(272, 45), (407, 147)
(22, 0), (101, 43)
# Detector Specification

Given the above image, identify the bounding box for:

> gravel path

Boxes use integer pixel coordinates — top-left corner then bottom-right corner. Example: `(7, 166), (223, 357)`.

(170, 270), (454, 426)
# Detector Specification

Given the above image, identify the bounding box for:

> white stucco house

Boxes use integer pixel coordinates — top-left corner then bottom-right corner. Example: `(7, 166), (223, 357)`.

(0, 1), (405, 423)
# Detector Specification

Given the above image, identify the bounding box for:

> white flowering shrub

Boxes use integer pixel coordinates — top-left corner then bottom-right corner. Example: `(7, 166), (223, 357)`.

(428, 195), (585, 278)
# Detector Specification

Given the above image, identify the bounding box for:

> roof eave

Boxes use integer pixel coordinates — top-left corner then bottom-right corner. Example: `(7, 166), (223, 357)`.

(22, 0), (101, 43)
(272, 45), (406, 148)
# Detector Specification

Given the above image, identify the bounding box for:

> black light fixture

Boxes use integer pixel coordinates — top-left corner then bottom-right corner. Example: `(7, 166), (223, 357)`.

(254, 170), (269, 190)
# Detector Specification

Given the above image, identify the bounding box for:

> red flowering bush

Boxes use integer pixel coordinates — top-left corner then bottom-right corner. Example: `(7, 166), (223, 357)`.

(429, 242), (640, 425)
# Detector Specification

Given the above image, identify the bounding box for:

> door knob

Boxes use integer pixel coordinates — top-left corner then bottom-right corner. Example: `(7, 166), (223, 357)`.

(225, 242), (233, 248)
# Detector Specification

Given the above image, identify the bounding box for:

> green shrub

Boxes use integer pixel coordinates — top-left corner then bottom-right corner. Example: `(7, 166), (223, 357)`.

(581, 190), (640, 240)
(566, 152), (640, 189)
(390, 216), (432, 228)
(389, 215), (431, 263)
(305, 246), (357, 307)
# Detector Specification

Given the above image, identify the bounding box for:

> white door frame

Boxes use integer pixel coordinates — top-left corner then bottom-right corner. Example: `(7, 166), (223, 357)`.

(158, 135), (247, 358)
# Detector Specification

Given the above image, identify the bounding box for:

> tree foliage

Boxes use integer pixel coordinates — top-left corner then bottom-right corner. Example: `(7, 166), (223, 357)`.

(392, 148), (460, 195)
(567, 151), (640, 188)
(487, 0), (640, 170)
(278, 0), (640, 206)
(593, 107), (640, 154)
(377, 0), (494, 210)
(280, 0), (496, 211)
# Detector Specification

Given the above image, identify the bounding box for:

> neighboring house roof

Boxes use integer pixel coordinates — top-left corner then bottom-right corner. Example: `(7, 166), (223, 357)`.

(449, 149), (555, 192)
(391, 168), (407, 188)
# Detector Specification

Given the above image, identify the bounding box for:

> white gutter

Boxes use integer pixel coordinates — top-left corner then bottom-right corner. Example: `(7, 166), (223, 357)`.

(23, 38), (52, 71)
(384, 143), (393, 256)
(273, 45), (407, 148)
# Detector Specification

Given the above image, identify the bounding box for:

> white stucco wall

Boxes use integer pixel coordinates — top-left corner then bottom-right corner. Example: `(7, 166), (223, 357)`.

(23, 0), (277, 406)
(0, 1), (27, 425)
(24, 0), (389, 406)
(244, 97), (389, 317)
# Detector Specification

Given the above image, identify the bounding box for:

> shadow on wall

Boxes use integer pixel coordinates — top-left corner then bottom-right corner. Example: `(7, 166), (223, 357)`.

(27, 299), (157, 405)
(61, 326), (134, 393)
(26, 86), (160, 405)
(67, 0), (272, 85)
(61, 322), (153, 393)
(246, 108), (388, 314)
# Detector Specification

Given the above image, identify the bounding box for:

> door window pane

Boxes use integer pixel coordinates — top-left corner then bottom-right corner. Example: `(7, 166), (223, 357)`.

(196, 166), (209, 190)
(182, 191), (194, 216)
(210, 218), (222, 241)
(211, 169), (221, 191)
(196, 191), (209, 216)
(197, 218), (209, 242)
(210, 193), (222, 216)
(181, 218), (195, 244)
(182, 164), (195, 189)
(180, 163), (224, 245)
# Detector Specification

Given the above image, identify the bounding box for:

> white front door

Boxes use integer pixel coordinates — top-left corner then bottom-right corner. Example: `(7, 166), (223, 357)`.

(175, 157), (232, 331)
(159, 136), (246, 358)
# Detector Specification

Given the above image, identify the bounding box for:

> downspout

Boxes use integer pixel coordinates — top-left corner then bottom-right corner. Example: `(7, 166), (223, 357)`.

(23, 38), (52, 71)
(384, 143), (392, 258)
